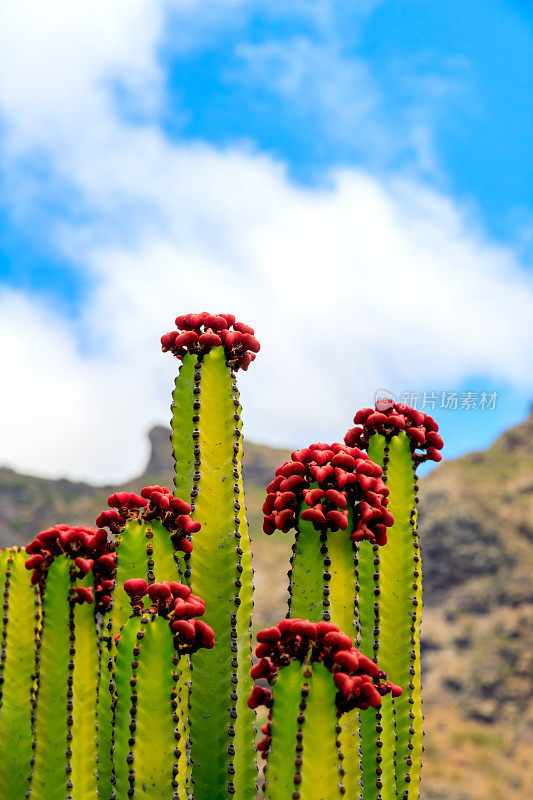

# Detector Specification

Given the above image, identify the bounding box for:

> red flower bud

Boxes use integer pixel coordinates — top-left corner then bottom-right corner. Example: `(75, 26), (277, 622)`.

(251, 659), (274, 679)
(304, 488), (325, 506)
(290, 620), (317, 639)
(174, 331), (199, 348)
(75, 586), (94, 604)
(74, 557), (94, 576)
(334, 650), (360, 672)
(263, 516), (276, 535)
(234, 322), (254, 335)
(25, 554), (45, 570)
(170, 497), (192, 515)
(275, 508), (295, 530)
(325, 489), (347, 508)
(178, 515), (201, 535)
(124, 579), (148, 598)
(257, 627), (281, 643)
(324, 632), (353, 650)
(357, 653), (380, 676)
(274, 491), (296, 511)
(171, 618), (196, 640)
(247, 685), (271, 709)
(327, 509), (349, 530)
(301, 505), (326, 526)
(198, 331), (222, 347)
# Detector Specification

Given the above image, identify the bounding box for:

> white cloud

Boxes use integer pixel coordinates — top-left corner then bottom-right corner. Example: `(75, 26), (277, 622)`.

(0, 0), (531, 484)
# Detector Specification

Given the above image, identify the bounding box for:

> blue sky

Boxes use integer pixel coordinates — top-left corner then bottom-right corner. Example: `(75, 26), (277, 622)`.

(0, 0), (531, 482)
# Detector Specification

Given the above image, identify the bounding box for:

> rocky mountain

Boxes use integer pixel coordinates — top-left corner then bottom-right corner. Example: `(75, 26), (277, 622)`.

(1, 408), (532, 799)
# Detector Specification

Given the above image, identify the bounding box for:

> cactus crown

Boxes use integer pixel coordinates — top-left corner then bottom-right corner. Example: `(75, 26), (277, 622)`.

(161, 311), (260, 371)
(345, 403), (444, 462)
(263, 442), (394, 545)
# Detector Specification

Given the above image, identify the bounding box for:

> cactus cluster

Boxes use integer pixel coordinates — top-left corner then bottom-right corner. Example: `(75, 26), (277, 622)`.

(0, 312), (439, 800)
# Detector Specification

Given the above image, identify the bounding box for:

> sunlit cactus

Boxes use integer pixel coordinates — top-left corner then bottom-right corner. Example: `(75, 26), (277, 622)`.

(23, 524), (110, 800)
(162, 312), (259, 800)
(0, 548), (41, 799)
(262, 443), (397, 798)
(95, 484), (198, 798)
(111, 580), (214, 799)
(0, 312), (437, 800)
(249, 618), (401, 800)
(344, 404), (443, 800)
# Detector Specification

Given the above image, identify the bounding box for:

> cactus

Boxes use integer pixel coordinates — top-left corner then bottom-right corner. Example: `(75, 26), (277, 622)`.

(0, 312), (437, 800)
(161, 312), (259, 800)
(95, 485), (199, 799)
(262, 442), (396, 798)
(345, 405), (443, 800)
(0, 547), (41, 799)
(249, 618), (401, 800)
(22, 524), (111, 800)
(111, 580), (214, 799)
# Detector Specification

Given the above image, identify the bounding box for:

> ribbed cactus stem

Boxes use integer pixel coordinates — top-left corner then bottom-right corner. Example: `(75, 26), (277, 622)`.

(370, 432), (422, 800)
(169, 346), (256, 800)
(346, 403), (442, 800)
(111, 581), (214, 800)
(265, 661), (342, 800)
(0, 548), (40, 800)
(112, 612), (181, 799)
(265, 444), (394, 800)
(95, 485), (198, 800)
(29, 556), (99, 800)
(252, 619), (401, 800)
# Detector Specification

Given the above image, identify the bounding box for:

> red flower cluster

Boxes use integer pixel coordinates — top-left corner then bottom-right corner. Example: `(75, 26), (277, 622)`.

(161, 312), (260, 371)
(24, 524), (114, 609)
(248, 618), (401, 754)
(95, 486), (200, 553)
(121, 579), (215, 653)
(345, 404), (444, 463)
(263, 443), (393, 545)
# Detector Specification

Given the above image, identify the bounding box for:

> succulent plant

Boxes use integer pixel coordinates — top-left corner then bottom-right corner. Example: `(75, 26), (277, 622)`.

(344, 404), (442, 800)
(162, 312), (259, 800)
(111, 580), (214, 799)
(249, 618), (401, 800)
(0, 314), (437, 800)
(0, 548), (41, 799)
(23, 525), (110, 799)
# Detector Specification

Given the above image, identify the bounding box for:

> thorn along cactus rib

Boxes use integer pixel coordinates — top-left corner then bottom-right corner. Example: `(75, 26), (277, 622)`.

(0, 313), (438, 800)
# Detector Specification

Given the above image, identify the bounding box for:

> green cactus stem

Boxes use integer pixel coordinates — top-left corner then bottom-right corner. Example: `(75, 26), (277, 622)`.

(249, 618), (401, 800)
(28, 558), (99, 799)
(95, 486), (199, 798)
(0, 548), (41, 800)
(346, 404), (443, 799)
(110, 580), (214, 799)
(162, 312), (260, 800)
(263, 442), (394, 799)
(23, 524), (115, 800)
